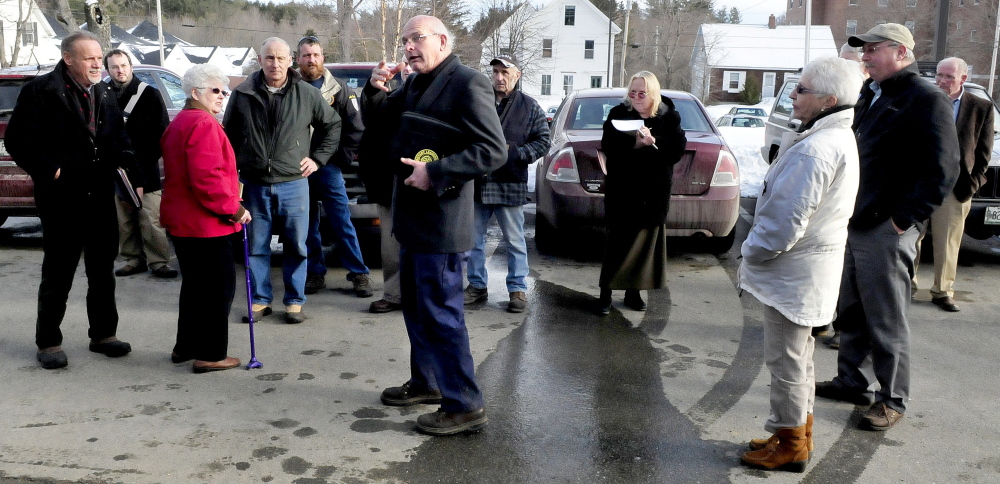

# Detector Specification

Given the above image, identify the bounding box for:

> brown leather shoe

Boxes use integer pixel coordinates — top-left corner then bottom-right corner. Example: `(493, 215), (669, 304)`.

(750, 414), (813, 453)
(862, 402), (903, 431)
(931, 296), (960, 312)
(115, 262), (147, 277)
(741, 424), (809, 472)
(416, 408), (488, 436)
(507, 291), (528, 313)
(192, 357), (241, 373)
(369, 299), (401, 313)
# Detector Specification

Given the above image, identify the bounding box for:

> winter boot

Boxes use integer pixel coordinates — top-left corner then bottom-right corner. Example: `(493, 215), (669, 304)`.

(741, 424), (809, 473)
(749, 413), (813, 453)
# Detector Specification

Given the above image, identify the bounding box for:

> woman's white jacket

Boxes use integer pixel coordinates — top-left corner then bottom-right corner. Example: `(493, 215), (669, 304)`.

(738, 108), (860, 327)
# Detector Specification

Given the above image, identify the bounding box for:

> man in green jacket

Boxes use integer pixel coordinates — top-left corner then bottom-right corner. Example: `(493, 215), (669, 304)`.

(224, 37), (341, 324)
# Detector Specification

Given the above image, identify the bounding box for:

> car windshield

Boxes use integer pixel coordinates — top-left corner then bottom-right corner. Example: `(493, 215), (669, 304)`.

(328, 66), (400, 94)
(0, 80), (27, 113)
(568, 96), (714, 132)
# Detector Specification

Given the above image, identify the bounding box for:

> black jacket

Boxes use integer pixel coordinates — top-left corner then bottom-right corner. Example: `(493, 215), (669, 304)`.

(224, 68), (341, 185)
(6, 61), (137, 206)
(852, 65), (960, 230)
(484, 89), (550, 184)
(106, 76), (169, 192)
(601, 97), (687, 229)
(361, 54), (506, 253)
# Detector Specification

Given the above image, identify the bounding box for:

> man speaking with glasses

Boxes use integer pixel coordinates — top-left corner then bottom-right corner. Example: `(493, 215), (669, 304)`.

(224, 37), (341, 325)
(361, 15), (506, 436)
(816, 23), (958, 432)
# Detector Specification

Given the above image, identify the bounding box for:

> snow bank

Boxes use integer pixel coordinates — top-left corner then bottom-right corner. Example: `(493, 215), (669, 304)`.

(706, 100), (774, 198)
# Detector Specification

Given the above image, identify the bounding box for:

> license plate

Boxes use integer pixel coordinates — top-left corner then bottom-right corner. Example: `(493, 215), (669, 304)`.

(986, 206), (1000, 225)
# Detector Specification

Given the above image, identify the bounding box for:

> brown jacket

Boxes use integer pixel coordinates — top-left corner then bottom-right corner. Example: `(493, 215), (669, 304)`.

(954, 92), (995, 202)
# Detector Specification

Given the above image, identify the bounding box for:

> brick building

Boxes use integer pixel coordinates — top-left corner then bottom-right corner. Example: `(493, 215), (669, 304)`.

(785, 0), (999, 91)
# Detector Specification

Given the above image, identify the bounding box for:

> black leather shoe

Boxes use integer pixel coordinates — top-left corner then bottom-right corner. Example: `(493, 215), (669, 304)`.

(624, 290), (646, 311)
(815, 380), (871, 405)
(369, 299), (402, 313)
(931, 296), (960, 312)
(416, 408), (488, 435)
(115, 263), (147, 277)
(380, 381), (442, 406)
(89, 340), (132, 357)
(597, 288), (612, 315)
(151, 266), (178, 278)
(37, 349), (68, 369)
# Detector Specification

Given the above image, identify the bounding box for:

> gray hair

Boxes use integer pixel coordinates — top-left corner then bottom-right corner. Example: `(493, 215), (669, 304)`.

(839, 43), (861, 61)
(938, 56), (969, 76)
(182, 64), (230, 99)
(261, 37), (291, 55)
(61, 30), (100, 54)
(801, 56), (865, 108)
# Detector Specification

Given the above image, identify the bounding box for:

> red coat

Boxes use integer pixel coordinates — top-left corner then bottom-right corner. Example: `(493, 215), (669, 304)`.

(160, 107), (243, 238)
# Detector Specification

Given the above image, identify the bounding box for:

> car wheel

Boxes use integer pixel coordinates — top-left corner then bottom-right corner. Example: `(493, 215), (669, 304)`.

(534, 215), (561, 255)
(705, 229), (736, 254)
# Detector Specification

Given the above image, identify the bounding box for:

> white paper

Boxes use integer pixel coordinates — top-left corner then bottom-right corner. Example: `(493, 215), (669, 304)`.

(611, 119), (645, 132)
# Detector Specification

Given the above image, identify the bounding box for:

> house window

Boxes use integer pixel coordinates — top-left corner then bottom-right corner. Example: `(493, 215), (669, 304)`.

(975, 0), (980, 4)
(971, 29), (977, 41)
(563, 75), (574, 95)
(877, 20), (886, 25)
(878, 0), (887, 6)
(541, 75), (552, 95)
(849, 0), (858, 5)
(905, 21), (915, 32)
(798, 0), (802, 6)
(584, 40), (594, 59)
(957, 20), (963, 31)
(960, 0), (965, 5)
(22, 22), (37, 46)
(542, 39), (553, 58)
(847, 20), (857, 36)
(906, 0), (916, 6)
(565, 6), (576, 26)
(723, 70), (745, 93)
(590, 76), (602, 88)
(789, 0), (792, 7)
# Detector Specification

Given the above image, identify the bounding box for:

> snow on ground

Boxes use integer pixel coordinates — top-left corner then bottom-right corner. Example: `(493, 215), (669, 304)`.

(705, 99), (774, 198)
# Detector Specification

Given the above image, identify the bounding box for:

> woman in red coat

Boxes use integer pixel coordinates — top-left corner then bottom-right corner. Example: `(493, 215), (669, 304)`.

(160, 64), (250, 373)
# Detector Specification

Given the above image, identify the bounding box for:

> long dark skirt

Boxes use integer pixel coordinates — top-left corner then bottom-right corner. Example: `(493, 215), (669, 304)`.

(598, 224), (668, 290)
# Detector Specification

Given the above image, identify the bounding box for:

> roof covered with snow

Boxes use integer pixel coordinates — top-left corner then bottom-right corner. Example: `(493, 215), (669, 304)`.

(698, 24), (838, 70)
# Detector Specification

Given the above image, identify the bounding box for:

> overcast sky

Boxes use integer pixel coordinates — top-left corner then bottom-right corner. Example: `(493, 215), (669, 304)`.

(712, 0), (789, 25)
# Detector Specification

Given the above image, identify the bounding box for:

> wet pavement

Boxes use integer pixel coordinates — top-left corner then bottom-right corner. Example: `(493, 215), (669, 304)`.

(1, 208), (1000, 483)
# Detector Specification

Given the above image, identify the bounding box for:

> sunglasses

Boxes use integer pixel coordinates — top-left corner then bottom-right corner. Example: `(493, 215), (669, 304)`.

(628, 90), (648, 99)
(199, 87), (231, 97)
(794, 85), (824, 95)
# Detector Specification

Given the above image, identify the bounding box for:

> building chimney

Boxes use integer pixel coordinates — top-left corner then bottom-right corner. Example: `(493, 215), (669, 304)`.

(768, 14), (777, 29)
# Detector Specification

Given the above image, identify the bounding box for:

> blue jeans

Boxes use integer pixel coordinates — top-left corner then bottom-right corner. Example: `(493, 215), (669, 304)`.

(467, 202), (528, 293)
(400, 247), (483, 413)
(243, 178), (309, 307)
(306, 163), (368, 276)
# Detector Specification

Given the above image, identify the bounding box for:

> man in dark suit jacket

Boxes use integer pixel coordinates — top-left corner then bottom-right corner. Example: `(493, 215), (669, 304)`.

(361, 15), (506, 436)
(914, 57), (994, 312)
(6, 31), (140, 369)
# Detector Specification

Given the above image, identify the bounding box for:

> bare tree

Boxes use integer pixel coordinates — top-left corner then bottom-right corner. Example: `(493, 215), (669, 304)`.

(0, 0), (38, 67)
(477, 1), (544, 77)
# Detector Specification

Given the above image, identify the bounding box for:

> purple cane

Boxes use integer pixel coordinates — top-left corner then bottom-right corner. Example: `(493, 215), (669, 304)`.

(242, 223), (263, 369)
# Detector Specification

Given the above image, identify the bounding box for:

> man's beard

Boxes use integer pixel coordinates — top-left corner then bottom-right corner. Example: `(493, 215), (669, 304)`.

(300, 63), (324, 81)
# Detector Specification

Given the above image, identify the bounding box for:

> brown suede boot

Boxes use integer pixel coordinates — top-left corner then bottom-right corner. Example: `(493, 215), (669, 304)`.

(741, 424), (809, 472)
(749, 413), (814, 452)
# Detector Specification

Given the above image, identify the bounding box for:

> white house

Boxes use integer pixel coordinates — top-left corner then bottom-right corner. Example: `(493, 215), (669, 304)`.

(481, 0), (620, 109)
(690, 22), (837, 103)
(0, 0), (60, 66)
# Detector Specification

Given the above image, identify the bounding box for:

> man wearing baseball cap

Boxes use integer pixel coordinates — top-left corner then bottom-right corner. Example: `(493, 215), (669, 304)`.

(463, 55), (550, 313)
(816, 23), (959, 431)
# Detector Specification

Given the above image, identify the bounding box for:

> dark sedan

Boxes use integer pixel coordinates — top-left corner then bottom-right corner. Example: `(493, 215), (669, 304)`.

(534, 88), (741, 254)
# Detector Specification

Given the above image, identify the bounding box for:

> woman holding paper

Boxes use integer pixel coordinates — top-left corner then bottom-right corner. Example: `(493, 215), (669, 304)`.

(596, 71), (686, 315)
(160, 64), (250, 373)
(738, 57), (863, 472)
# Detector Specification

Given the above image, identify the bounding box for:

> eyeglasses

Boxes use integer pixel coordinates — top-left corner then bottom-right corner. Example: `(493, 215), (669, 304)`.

(199, 87), (231, 97)
(399, 33), (442, 47)
(794, 84), (825, 95)
(862, 42), (898, 55)
(628, 90), (648, 99)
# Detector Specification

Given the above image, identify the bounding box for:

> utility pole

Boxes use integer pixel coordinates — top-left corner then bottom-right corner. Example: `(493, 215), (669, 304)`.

(619, 0), (632, 86)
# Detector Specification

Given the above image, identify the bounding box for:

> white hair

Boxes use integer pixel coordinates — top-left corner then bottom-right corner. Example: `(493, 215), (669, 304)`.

(801, 56), (865, 108)
(182, 64), (230, 99)
(938, 56), (969, 76)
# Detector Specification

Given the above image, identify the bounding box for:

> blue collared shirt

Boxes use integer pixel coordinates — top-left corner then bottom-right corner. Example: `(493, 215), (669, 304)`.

(951, 86), (964, 122)
(869, 80), (882, 107)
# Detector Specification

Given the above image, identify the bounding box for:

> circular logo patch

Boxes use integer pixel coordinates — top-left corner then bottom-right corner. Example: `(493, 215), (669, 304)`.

(414, 149), (439, 163)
